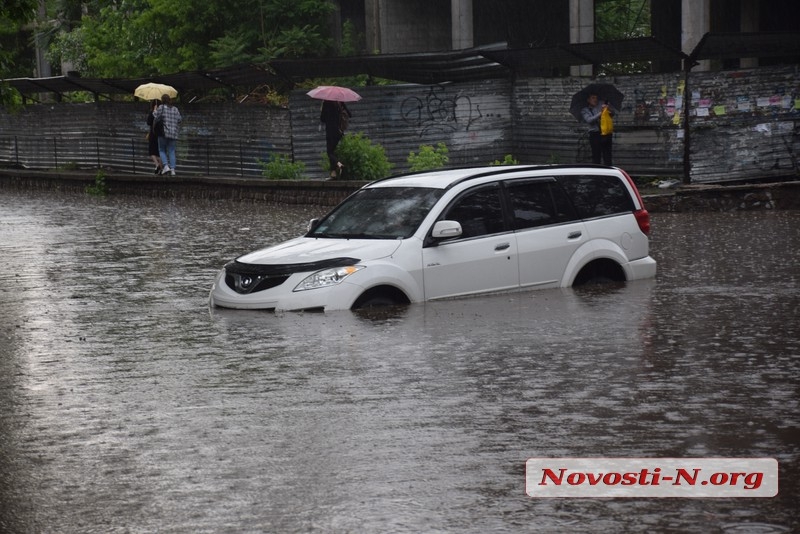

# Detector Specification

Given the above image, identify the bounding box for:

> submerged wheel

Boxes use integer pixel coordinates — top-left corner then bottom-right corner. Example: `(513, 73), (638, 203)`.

(580, 275), (615, 286)
(572, 259), (626, 286)
(351, 286), (409, 310)
(353, 295), (398, 309)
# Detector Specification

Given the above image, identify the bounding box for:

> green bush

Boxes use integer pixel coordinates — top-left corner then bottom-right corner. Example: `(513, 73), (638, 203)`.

(85, 170), (108, 196)
(325, 132), (393, 181)
(546, 153), (562, 164)
(490, 154), (520, 166)
(60, 161), (79, 171)
(407, 142), (449, 172)
(258, 153), (306, 180)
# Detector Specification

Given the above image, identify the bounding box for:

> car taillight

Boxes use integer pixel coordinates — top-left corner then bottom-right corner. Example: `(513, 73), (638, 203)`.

(620, 168), (651, 235)
(634, 208), (650, 235)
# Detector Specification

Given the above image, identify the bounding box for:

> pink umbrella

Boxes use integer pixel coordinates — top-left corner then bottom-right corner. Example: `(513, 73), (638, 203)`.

(306, 86), (362, 102)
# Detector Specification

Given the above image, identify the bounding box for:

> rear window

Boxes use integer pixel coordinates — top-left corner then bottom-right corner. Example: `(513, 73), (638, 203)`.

(556, 174), (635, 218)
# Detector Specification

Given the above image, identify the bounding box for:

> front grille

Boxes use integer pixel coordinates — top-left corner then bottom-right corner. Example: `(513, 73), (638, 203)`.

(223, 257), (360, 295)
(225, 272), (289, 294)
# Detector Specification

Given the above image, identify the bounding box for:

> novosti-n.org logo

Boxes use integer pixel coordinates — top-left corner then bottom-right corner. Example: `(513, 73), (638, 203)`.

(526, 458), (778, 498)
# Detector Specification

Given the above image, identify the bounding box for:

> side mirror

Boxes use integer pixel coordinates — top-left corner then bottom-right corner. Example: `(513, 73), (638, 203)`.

(307, 218), (319, 232)
(431, 220), (462, 239)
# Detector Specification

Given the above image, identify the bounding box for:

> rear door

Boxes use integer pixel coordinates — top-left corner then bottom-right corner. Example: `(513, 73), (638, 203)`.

(556, 173), (646, 260)
(505, 178), (585, 289)
(422, 182), (519, 299)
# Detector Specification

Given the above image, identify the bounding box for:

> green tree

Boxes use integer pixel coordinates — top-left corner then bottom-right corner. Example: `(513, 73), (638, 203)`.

(1, 0), (38, 74)
(0, 0), (38, 105)
(47, 0), (335, 78)
(595, 0), (652, 73)
(255, 0), (335, 60)
(0, 0), (37, 23)
(595, 0), (651, 41)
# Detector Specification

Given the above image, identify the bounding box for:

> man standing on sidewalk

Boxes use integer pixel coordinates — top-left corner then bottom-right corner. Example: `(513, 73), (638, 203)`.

(581, 93), (615, 165)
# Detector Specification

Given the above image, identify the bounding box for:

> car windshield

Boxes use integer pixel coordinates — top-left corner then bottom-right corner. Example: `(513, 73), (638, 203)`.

(307, 186), (444, 239)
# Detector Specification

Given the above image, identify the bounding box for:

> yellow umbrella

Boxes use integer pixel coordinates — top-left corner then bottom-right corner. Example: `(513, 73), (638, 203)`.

(134, 82), (178, 100)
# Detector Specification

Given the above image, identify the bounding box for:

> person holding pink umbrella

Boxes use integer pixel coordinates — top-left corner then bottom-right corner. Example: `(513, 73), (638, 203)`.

(320, 100), (351, 179)
(308, 86), (361, 180)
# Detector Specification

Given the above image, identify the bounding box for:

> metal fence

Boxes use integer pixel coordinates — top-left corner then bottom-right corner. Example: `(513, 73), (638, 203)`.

(0, 133), (289, 177)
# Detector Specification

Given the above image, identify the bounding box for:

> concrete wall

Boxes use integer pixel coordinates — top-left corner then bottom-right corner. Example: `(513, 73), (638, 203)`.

(372, 0), (450, 53)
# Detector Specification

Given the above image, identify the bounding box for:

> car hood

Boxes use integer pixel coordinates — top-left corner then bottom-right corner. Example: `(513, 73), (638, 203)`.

(236, 237), (403, 266)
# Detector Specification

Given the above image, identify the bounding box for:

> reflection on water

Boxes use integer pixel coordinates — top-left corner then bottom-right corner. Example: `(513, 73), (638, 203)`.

(1, 190), (798, 533)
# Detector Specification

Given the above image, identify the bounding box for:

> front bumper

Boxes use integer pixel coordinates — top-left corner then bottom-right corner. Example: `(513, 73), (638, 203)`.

(208, 269), (364, 311)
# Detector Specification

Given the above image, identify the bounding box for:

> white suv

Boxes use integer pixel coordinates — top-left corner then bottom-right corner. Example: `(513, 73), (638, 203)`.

(209, 165), (656, 311)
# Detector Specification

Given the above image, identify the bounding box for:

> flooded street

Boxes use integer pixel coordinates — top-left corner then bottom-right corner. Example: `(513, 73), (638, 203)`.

(1, 188), (798, 533)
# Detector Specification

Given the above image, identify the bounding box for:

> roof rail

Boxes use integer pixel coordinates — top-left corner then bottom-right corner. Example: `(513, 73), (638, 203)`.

(367, 163), (620, 190)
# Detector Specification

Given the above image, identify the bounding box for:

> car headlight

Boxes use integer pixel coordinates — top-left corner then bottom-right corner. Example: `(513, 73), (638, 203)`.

(294, 265), (365, 291)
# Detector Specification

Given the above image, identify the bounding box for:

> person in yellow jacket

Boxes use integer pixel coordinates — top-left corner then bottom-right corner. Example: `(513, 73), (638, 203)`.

(581, 93), (616, 165)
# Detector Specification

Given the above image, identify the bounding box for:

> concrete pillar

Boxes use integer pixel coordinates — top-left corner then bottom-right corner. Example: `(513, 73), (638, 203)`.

(569, 0), (594, 76)
(740, 0), (759, 67)
(365, 0), (382, 53)
(451, 0), (473, 50)
(34, 0), (51, 78)
(367, 0), (450, 54)
(682, 0), (710, 71)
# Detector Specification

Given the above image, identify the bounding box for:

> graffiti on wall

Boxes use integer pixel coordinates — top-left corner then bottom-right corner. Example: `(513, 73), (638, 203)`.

(400, 85), (483, 136)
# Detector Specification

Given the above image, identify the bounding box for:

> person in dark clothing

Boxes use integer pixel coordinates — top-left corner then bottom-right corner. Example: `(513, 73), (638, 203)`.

(146, 100), (164, 174)
(320, 100), (350, 179)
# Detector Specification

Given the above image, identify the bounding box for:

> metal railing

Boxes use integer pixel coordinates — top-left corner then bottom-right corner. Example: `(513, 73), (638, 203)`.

(0, 133), (288, 177)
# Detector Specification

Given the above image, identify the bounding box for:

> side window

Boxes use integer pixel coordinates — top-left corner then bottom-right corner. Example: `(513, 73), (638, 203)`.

(443, 184), (505, 238)
(507, 181), (578, 230)
(557, 175), (635, 218)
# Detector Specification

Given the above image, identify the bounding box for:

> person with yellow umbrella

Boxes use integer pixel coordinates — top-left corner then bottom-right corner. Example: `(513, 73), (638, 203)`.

(146, 100), (164, 174)
(151, 92), (182, 176)
(135, 83), (181, 175)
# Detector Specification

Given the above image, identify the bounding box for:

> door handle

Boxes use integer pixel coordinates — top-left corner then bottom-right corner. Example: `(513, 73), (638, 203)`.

(495, 242), (511, 251)
(568, 231), (582, 239)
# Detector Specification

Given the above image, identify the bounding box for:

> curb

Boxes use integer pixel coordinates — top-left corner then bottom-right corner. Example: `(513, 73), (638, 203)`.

(2, 168), (800, 212)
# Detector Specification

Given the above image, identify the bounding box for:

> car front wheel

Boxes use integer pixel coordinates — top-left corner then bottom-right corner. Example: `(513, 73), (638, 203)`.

(351, 286), (410, 309)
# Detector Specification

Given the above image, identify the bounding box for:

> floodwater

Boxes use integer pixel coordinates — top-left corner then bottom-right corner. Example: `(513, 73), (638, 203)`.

(1, 188), (798, 533)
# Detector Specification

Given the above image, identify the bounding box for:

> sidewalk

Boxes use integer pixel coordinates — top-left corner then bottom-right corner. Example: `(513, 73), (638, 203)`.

(2, 167), (800, 212)
(640, 179), (800, 212)
(0, 168), (362, 207)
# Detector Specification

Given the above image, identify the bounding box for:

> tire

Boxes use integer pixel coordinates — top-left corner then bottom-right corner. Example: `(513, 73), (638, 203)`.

(581, 275), (615, 286)
(352, 295), (398, 309)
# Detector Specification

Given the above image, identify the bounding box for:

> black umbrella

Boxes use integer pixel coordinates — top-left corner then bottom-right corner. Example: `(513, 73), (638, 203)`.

(569, 83), (625, 122)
